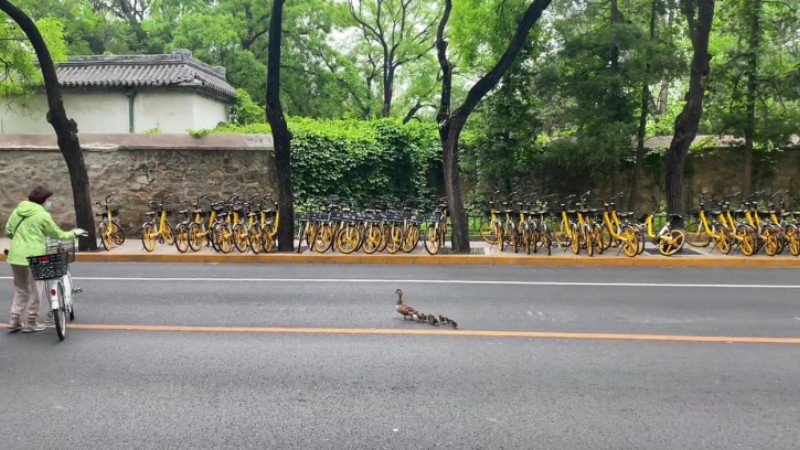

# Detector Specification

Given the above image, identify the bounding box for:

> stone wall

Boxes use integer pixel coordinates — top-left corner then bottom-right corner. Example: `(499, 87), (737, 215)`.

(0, 134), (275, 234)
(624, 147), (800, 210)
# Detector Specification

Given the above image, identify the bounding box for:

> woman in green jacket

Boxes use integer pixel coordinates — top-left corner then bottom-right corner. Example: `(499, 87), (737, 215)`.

(5, 186), (86, 333)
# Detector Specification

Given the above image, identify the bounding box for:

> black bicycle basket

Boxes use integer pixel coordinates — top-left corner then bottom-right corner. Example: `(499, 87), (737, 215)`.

(27, 252), (69, 280)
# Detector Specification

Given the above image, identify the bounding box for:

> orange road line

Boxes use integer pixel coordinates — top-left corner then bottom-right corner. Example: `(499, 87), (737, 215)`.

(3, 323), (799, 344)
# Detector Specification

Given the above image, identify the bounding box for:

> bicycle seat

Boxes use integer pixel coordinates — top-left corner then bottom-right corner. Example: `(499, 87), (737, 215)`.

(95, 212), (105, 217)
(669, 214), (682, 221)
(178, 209), (189, 215)
(711, 210), (722, 215)
(617, 212), (631, 219)
(780, 212), (792, 218)
(145, 211), (156, 217)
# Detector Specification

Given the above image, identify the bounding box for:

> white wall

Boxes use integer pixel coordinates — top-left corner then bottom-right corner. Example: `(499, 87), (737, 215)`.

(194, 94), (230, 129)
(0, 90), (230, 134)
(135, 91), (195, 133)
(0, 92), (129, 134)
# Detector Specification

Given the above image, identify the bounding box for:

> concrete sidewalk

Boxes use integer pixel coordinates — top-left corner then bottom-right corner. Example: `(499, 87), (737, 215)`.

(1, 237), (798, 268)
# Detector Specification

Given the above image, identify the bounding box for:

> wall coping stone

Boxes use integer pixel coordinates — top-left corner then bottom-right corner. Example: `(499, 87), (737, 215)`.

(0, 133), (273, 152)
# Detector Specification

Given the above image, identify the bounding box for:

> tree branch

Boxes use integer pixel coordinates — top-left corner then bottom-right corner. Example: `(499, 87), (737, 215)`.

(454, 0), (552, 121)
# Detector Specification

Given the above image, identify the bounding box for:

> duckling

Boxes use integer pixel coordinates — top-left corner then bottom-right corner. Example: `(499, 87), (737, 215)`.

(416, 312), (428, 323)
(426, 314), (439, 326)
(438, 315), (447, 324)
(395, 289), (417, 320)
(438, 315), (458, 329)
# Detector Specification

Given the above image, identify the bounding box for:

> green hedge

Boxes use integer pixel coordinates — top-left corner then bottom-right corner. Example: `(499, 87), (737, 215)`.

(215, 118), (442, 206)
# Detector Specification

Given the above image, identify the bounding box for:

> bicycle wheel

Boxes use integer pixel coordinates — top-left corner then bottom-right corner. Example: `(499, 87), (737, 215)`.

(554, 222), (570, 248)
(658, 228), (686, 256)
(786, 225), (800, 256)
(363, 224), (383, 254)
(402, 225), (420, 253)
(98, 222), (112, 251)
(424, 224), (441, 255)
(620, 226), (639, 257)
(188, 223), (204, 252)
(249, 224), (263, 254)
(111, 221), (126, 245)
(313, 224), (334, 253)
(735, 224), (757, 256)
(141, 222), (157, 252)
(305, 222), (319, 247)
(495, 223), (505, 252)
(761, 225), (780, 256)
(261, 224), (274, 253)
(336, 225), (361, 254)
(175, 223), (191, 253)
(585, 227), (594, 257)
(600, 226), (612, 250)
(713, 224), (732, 255)
(232, 223), (250, 253)
(53, 282), (66, 341)
(479, 220), (498, 245)
(215, 223), (234, 254)
(378, 223), (391, 252)
(386, 226), (403, 254)
(684, 220), (712, 247)
(570, 225), (580, 254)
(162, 223), (175, 245)
(593, 225), (604, 255)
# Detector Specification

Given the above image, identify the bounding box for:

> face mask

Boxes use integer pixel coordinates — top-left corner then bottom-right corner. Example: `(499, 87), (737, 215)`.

(44, 201), (52, 211)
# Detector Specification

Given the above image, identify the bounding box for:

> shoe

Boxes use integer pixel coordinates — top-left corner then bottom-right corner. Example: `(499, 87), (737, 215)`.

(22, 322), (47, 333)
(8, 317), (22, 333)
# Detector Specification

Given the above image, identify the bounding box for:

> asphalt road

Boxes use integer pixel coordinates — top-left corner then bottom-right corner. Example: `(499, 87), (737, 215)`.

(1, 263), (799, 449)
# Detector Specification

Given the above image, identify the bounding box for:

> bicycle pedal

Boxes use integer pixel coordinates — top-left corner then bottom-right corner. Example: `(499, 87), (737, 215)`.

(72, 287), (83, 294)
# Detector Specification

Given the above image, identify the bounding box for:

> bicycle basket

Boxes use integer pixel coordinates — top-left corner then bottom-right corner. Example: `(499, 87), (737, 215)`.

(27, 252), (69, 280)
(46, 240), (76, 263)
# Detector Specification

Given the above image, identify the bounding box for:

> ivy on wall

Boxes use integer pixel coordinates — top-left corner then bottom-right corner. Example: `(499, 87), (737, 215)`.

(215, 118), (442, 206)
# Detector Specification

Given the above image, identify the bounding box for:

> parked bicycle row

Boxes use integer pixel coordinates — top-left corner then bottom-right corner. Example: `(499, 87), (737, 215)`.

(99, 192), (452, 255)
(91, 189), (800, 257)
(477, 189), (800, 257)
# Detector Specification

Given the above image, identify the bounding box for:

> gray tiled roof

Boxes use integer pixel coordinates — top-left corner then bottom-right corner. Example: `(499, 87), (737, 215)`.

(55, 49), (236, 100)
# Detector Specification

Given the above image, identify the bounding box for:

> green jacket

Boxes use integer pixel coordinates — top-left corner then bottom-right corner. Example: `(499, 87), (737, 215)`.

(5, 201), (75, 266)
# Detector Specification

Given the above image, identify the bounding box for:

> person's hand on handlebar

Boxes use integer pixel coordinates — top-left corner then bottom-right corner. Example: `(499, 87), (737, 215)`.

(73, 228), (89, 237)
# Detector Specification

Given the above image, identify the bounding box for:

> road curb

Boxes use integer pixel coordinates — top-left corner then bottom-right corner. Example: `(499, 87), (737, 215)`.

(3, 252), (799, 268)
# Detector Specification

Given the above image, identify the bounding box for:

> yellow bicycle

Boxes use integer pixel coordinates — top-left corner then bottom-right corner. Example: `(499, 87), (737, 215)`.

(141, 194), (175, 252)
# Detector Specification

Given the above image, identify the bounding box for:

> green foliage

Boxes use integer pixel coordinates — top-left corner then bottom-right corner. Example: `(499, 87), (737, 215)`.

(215, 119), (442, 204)
(230, 89), (265, 125)
(187, 128), (211, 138)
(0, 17), (67, 96)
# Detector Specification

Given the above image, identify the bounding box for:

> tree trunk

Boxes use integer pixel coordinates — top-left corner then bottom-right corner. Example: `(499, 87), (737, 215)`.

(608, 0), (623, 199)
(265, 0), (294, 252)
(381, 68), (394, 117)
(435, 0), (552, 253)
(0, 0), (97, 251)
(743, 0), (760, 198)
(665, 0), (715, 219)
(630, 81), (649, 210)
(629, 0), (658, 210)
(442, 119), (469, 253)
